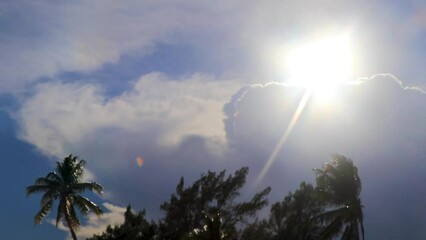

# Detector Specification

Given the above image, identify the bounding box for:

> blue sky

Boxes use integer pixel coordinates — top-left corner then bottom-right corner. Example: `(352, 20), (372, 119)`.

(1, 0), (426, 239)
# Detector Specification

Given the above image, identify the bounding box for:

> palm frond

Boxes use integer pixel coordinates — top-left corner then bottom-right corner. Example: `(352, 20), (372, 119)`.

(34, 176), (61, 186)
(319, 217), (344, 240)
(324, 164), (342, 180)
(72, 182), (103, 195)
(56, 199), (65, 227)
(73, 195), (103, 216)
(35, 199), (53, 224)
(354, 221), (360, 240)
(46, 171), (63, 183)
(72, 196), (89, 215)
(55, 161), (63, 174)
(57, 155), (81, 184)
(27, 185), (55, 196)
(313, 168), (324, 175)
(67, 203), (80, 229)
(341, 223), (354, 240)
(41, 189), (59, 207)
(313, 206), (347, 223)
(316, 189), (337, 203)
(70, 160), (86, 181)
(66, 155), (85, 176)
(359, 212), (365, 240)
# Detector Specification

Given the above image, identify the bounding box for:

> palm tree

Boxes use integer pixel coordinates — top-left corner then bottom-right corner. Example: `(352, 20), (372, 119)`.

(313, 154), (364, 240)
(269, 182), (324, 240)
(27, 154), (103, 240)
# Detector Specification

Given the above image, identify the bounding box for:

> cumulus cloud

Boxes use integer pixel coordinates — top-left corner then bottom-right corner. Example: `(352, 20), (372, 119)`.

(52, 202), (126, 240)
(224, 74), (426, 176)
(15, 72), (241, 212)
(16, 72), (240, 157)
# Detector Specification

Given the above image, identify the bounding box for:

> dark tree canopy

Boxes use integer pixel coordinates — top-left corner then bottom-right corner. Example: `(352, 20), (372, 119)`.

(183, 211), (231, 240)
(314, 154), (364, 240)
(240, 155), (365, 240)
(87, 205), (157, 240)
(158, 167), (271, 240)
(87, 155), (365, 240)
(268, 182), (324, 240)
(240, 182), (324, 240)
(239, 219), (271, 240)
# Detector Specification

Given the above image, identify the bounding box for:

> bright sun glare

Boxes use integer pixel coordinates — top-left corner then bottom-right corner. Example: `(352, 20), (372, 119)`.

(256, 34), (354, 185)
(285, 35), (353, 101)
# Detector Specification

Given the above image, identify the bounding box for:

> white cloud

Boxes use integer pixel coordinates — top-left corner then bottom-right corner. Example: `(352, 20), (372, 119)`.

(52, 202), (126, 240)
(225, 74), (426, 166)
(15, 71), (241, 213)
(1, 0), (408, 93)
(0, 0), (248, 92)
(356, 73), (426, 93)
(16, 72), (240, 158)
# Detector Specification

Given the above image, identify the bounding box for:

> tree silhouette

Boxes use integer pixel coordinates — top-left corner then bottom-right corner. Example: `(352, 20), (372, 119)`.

(183, 211), (231, 240)
(268, 182), (324, 240)
(85, 156), (365, 240)
(240, 182), (324, 240)
(87, 205), (157, 240)
(27, 154), (103, 240)
(239, 219), (271, 240)
(314, 154), (364, 240)
(158, 167), (271, 240)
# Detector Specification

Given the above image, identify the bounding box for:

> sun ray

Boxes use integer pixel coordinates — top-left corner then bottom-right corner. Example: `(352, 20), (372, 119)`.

(255, 34), (354, 185)
(255, 89), (313, 185)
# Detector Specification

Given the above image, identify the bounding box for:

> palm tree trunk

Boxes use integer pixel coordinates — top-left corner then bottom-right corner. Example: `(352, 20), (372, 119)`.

(69, 227), (78, 240)
(65, 216), (78, 240)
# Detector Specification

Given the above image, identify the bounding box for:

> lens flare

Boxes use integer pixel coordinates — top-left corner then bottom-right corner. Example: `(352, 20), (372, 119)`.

(136, 156), (144, 167)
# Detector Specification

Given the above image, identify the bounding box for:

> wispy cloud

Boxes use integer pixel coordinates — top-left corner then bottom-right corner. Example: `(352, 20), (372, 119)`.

(0, 1), (234, 91)
(2, 0), (405, 93)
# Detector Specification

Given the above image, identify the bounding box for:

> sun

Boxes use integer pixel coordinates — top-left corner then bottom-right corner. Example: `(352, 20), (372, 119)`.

(284, 35), (353, 101)
(255, 34), (354, 184)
